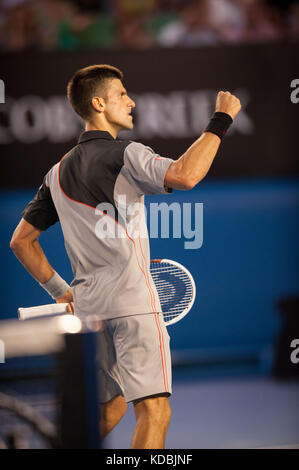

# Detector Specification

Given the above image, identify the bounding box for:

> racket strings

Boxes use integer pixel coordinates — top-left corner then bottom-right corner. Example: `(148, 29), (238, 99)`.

(150, 262), (194, 323)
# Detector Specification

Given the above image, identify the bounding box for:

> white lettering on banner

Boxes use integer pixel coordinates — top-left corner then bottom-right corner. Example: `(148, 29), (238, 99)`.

(188, 90), (214, 135)
(123, 89), (253, 139)
(0, 90), (253, 145)
(0, 97), (13, 144)
(10, 95), (47, 143)
(131, 92), (190, 138)
(44, 97), (83, 142)
(0, 96), (83, 144)
(228, 89), (254, 135)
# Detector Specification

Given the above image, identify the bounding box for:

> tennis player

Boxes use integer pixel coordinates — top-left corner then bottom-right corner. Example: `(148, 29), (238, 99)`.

(10, 65), (241, 449)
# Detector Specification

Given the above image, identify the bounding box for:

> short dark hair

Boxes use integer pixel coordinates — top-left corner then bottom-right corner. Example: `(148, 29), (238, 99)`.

(67, 64), (123, 120)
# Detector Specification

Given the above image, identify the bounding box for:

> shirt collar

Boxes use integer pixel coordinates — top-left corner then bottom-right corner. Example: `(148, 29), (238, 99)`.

(78, 130), (116, 143)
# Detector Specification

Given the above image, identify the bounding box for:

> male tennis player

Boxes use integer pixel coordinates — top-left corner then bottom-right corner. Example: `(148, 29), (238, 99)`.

(10, 65), (241, 449)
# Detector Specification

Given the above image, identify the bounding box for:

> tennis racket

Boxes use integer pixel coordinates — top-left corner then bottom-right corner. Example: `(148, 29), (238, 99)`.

(18, 259), (196, 326)
(150, 259), (196, 325)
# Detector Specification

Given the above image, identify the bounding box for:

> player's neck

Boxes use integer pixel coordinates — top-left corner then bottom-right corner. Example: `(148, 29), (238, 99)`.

(85, 120), (119, 139)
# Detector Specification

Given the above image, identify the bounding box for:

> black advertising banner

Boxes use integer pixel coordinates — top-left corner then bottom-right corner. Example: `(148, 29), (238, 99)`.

(0, 43), (298, 187)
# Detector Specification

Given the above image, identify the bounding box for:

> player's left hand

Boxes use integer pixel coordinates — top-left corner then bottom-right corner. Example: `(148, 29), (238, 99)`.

(56, 288), (74, 314)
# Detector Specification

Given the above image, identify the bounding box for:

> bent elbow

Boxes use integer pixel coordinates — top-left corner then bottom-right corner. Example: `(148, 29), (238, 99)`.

(165, 161), (198, 190)
(181, 177), (197, 191)
(170, 177), (197, 191)
(10, 238), (18, 252)
(10, 237), (24, 253)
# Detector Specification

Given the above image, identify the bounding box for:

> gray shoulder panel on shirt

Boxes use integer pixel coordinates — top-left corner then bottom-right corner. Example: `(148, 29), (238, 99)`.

(123, 141), (174, 196)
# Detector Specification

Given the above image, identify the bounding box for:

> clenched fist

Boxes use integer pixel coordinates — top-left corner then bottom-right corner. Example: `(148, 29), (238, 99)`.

(215, 91), (241, 120)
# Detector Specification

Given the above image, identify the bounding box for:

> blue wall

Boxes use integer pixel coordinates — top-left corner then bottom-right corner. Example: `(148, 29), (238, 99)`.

(1, 179), (298, 370)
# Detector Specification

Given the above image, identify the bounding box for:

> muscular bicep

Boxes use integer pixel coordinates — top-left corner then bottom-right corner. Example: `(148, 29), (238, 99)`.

(164, 160), (192, 191)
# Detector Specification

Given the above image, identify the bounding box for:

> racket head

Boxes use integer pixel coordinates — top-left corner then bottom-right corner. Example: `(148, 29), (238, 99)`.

(150, 258), (196, 326)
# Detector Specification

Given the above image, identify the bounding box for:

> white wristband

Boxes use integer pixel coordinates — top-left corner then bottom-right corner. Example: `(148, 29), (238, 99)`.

(39, 272), (70, 299)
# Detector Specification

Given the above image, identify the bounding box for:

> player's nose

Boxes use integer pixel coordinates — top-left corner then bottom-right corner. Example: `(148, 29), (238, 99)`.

(128, 96), (135, 108)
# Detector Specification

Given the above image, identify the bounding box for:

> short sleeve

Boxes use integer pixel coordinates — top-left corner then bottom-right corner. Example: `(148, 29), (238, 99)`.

(123, 141), (174, 196)
(22, 176), (59, 231)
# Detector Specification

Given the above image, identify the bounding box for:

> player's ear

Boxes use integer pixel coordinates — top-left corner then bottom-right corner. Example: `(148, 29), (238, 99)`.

(91, 96), (105, 113)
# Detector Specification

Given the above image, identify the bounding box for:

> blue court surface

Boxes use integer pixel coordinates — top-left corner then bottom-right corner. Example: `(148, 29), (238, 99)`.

(1, 180), (298, 449)
(104, 374), (299, 449)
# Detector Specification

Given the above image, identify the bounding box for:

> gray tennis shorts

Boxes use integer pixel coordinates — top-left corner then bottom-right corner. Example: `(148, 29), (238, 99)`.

(97, 312), (172, 403)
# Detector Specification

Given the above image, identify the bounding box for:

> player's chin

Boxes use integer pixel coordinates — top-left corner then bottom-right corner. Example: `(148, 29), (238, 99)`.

(121, 120), (134, 130)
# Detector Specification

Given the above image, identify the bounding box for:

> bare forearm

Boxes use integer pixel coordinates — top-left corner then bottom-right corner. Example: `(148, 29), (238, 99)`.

(180, 90), (242, 186)
(176, 132), (221, 187)
(11, 239), (54, 284)
(165, 91), (241, 190)
(10, 218), (73, 309)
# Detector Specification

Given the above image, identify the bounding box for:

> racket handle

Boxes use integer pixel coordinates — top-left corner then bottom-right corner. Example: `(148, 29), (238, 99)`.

(18, 303), (69, 320)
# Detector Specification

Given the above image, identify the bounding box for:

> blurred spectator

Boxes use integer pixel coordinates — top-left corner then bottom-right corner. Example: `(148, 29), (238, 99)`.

(114, 0), (155, 16)
(156, 0), (221, 47)
(193, 0), (289, 45)
(239, 0), (285, 43)
(209, 0), (246, 40)
(289, 0), (299, 39)
(57, 0), (115, 49)
(0, 0), (298, 51)
(146, 0), (181, 40)
(114, 0), (181, 46)
(0, 0), (39, 51)
(209, 0), (285, 44)
(116, 14), (154, 48)
(114, 0), (154, 48)
(32, 0), (75, 50)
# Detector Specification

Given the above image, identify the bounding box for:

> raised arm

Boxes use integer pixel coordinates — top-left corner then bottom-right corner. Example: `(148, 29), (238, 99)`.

(164, 91), (241, 190)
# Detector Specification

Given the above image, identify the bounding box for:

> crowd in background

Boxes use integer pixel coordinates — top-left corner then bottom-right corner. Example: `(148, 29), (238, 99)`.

(0, 0), (298, 51)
